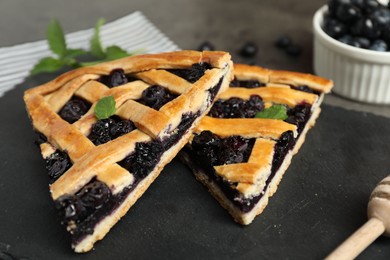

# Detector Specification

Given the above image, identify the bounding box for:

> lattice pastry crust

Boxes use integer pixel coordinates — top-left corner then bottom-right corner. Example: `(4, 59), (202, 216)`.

(24, 50), (233, 252)
(181, 63), (333, 225)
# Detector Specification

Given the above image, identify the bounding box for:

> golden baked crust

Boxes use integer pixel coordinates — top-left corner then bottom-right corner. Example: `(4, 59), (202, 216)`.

(233, 63), (333, 93)
(24, 50), (233, 252)
(183, 63), (333, 225)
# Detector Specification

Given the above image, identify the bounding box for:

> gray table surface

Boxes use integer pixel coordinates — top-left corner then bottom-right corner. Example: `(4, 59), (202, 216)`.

(1, 0), (390, 118)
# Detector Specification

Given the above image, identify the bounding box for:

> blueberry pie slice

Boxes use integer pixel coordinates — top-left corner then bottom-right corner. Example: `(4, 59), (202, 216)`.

(180, 64), (333, 225)
(24, 50), (233, 252)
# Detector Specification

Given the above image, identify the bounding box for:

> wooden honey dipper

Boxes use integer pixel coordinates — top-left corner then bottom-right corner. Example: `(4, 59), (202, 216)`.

(326, 175), (390, 259)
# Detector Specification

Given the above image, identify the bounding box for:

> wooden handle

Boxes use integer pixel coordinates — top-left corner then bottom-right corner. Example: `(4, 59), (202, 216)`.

(325, 218), (385, 260)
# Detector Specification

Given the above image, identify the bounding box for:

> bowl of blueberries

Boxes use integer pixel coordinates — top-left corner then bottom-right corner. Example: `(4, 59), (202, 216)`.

(313, 0), (390, 104)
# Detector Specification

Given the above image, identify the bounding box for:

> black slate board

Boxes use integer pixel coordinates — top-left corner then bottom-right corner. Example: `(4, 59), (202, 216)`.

(1, 74), (390, 260)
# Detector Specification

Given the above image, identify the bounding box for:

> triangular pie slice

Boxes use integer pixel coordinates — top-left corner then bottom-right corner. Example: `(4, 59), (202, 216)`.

(180, 63), (333, 225)
(24, 50), (233, 252)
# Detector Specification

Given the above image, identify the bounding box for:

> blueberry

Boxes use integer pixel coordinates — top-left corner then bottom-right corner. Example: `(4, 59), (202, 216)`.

(246, 95), (264, 118)
(293, 85), (316, 94)
(139, 85), (176, 110)
(99, 69), (128, 88)
(382, 26), (390, 43)
(192, 130), (220, 149)
(59, 97), (91, 123)
(88, 118), (115, 145)
(55, 195), (87, 224)
(169, 63), (211, 83)
(354, 36), (371, 48)
(46, 150), (72, 183)
(370, 8), (390, 30)
(110, 120), (135, 138)
(369, 39), (388, 51)
(119, 141), (163, 179)
(239, 42), (258, 58)
(323, 18), (348, 38)
(363, 0), (381, 13)
(230, 78), (264, 88)
(218, 147), (244, 164)
(285, 44), (302, 57)
(351, 18), (380, 39)
(286, 103), (312, 133)
(328, 0), (353, 17)
(275, 35), (292, 49)
(222, 136), (249, 152)
(338, 34), (354, 45)
(336, 3), (361, 24)
(77, 180), (111, 210)
(198, 41), (215, 51)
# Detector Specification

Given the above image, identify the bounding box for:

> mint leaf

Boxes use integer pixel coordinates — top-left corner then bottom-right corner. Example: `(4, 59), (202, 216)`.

(255, 104), (288, 120)
(105, 46), (129, 61)
(47, 19), (67, 58)
(65, 48), (87, 59)
(90, 18), (106, 59)
(94, 96), (116, 120)
(30, 57), (65, 75)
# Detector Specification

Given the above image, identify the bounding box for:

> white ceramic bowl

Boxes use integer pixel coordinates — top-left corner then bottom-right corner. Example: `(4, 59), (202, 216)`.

(313, 5), (390, 104)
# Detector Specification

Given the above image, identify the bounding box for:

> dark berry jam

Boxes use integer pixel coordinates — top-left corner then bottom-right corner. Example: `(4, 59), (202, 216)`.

(285, 102), (312, 134)
(191, 131), (255, 167)
(55, 179), (111, 232)
(168, 63), (211, 83)
(99, 69), (129, 88)
(137, 85), (178, 110)
(185, 130), (296, 213)
(118, 140), (163, 180)
(291, 85), (321, 95)
(46, 150), (72, 184)
(160, 112), (199, 150)
(58, 96), (91, 124)
(88, 115), (136, 146)
(56, 139), (165, 244)
(208, 95), (264, 118)
(229, 78), (266, 88)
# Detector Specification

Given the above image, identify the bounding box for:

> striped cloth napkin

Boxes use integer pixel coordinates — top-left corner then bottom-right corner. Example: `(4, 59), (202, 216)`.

(0, 11), (179, 97)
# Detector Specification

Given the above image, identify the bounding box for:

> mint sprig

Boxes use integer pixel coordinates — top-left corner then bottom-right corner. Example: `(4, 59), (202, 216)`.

(31, 18), (141, 75)
(255, 104), (288, 120)
(94, 96), (116, 120)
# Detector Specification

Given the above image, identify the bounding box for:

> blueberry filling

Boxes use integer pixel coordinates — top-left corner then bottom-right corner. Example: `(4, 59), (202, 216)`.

(98, 69), (129, 88)
(118, 140), (164, 180)
(137, 85), (178, 110)
(55, 179), (111, 232)
(46, 150), (72, 184)
(185, 130), (296, 213)
(191, 131), (255, 167)
(285, 102), (312, 134)
(168, 63), (211, 83)
(55, 139), (164, 244)
(58, 96), (91, 124)
(88, 115), (136, 146)
(291, 85), (321, 95)
(229, 78), (265, 88)
(208, 95), (264, 118)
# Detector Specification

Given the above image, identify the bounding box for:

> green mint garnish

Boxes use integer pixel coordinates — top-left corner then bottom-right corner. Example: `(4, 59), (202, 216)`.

(94, 96), (116, 120)
(31, 18), (142, 75)
(47, 19), (67, 58)
(255, 104), (288, 120)
(90, 18), (106, 59)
